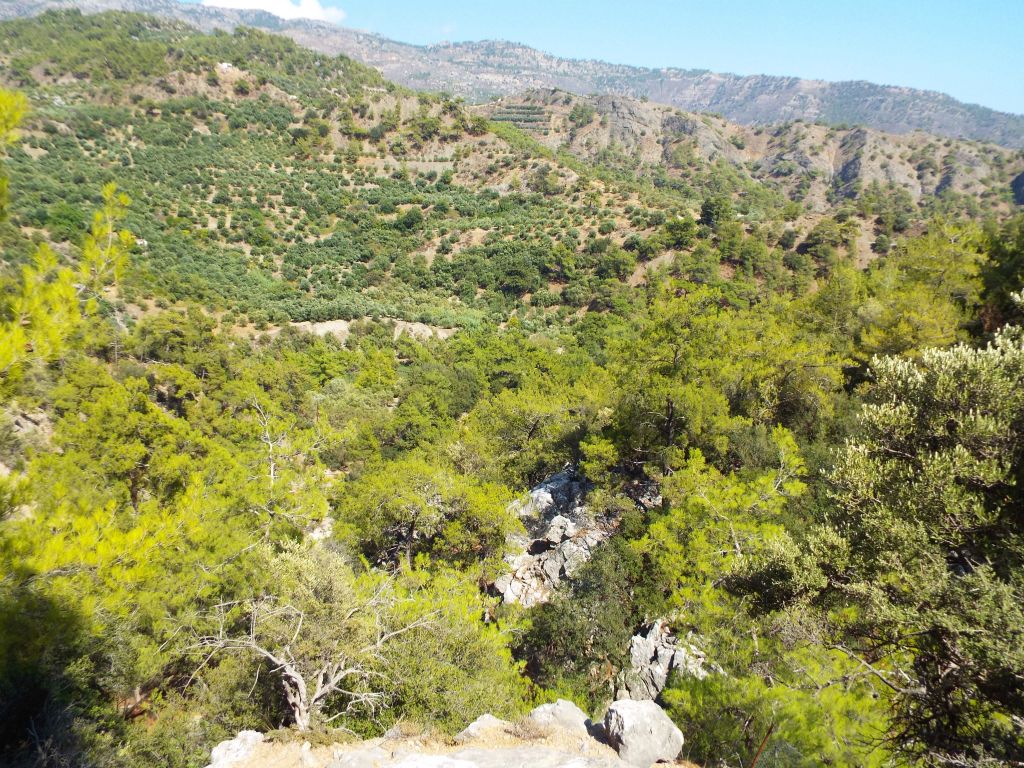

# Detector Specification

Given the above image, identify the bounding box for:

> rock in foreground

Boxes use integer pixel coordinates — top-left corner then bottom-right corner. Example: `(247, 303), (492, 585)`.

(359, 745), (627, 767)
(528, 698), (592, 735)
(223, 738), (629, 768)
(204, 730), (264, 768)
(206, 709), (631, 768)
(204, 698), (691, 768)
(454, 713), (511, 743)
(603, 699), (684, 767)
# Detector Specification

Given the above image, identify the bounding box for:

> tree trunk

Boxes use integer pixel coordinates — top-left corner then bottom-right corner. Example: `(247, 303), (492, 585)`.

(282, 671), (312, 731)
(292, 703), (311, 732)
(663, 396), (676, 472)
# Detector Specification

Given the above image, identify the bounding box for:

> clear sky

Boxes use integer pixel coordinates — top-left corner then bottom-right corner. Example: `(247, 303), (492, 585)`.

(195, 0), (1024, 115)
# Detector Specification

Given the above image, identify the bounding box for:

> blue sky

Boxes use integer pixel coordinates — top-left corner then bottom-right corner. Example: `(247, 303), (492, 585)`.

(194, 0), (1024, 114)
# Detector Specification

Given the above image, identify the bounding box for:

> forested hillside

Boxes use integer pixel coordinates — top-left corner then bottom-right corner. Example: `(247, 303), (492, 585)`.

(1, 10), (1023, 768)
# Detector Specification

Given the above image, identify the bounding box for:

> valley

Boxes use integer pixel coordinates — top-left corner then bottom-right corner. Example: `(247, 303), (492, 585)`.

(0, 8), (1022, 768)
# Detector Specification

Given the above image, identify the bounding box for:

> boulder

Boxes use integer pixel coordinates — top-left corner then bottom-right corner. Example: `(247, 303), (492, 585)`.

(455, 713), (510, 743)
(328, 746), (392, 768)
(528, 698), (591, 735)
(603, 700), (683, 767)
(205, 731), (264, 768)
(615, 620), (717, 701)
(545, 514), (577, 543)
(495, 527), (609, 607)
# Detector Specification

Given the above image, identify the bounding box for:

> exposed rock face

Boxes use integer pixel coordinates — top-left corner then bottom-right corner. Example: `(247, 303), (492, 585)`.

(494, 471), (666, 607)
(495, 470), (612, 607)
(479, 89), (1024, 217)
(3, 408), (53, 456)
(615, 621), (717, 701)
(339, 746), (627, 767)
(328, 746), (392, 768)
(512, 470), (590, 532)
(205, 730), (264, 768)
(603, 700), (684, 768)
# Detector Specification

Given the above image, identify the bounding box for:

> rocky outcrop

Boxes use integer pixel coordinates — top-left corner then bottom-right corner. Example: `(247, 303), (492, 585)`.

(510, 470), (590, 534)
(204, 698), (692, 768)
(495, 470), (611, 607)
(615, 621), (718, 701)
(479, 89), (1024, 217)
(494, 471), (666, 607)
(603, 700), (684, 767)
(331, 745), (628, 767)
(206, 700), (634, 768)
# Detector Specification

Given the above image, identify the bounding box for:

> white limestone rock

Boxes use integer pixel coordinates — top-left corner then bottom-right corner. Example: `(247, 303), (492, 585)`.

(529, 699), (591, 735)
(205, 731), (264, 768)
(615, 620), (717, 701)
(603, 700), (683, 767)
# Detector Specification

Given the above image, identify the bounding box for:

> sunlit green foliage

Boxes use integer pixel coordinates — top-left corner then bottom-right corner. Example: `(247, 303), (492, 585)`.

(0, 11), (1022, 768)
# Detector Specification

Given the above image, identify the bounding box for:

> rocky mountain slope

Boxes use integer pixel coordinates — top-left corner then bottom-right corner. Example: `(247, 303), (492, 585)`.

(3, 0), (1024, 147)
(480, 89), (1024, 214)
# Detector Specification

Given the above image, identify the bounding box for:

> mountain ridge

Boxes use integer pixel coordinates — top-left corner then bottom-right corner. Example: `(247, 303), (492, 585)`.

(2, 0), (1023, 148)
(478, 88), (1024, 220)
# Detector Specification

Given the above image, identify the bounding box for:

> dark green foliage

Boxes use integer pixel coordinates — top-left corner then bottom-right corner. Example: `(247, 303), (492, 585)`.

(733, 329), (1024, 765)
(983, 214), (1024, 325)
(699, 195), (734, 229)
(568, 103), (596, 128)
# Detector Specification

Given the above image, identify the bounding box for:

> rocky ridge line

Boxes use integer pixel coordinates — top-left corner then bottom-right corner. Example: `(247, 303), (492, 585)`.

(205, 698), (686, 768)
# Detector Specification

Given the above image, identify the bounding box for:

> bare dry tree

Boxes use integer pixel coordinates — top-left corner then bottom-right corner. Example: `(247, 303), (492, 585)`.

(193, 543), (433, 731)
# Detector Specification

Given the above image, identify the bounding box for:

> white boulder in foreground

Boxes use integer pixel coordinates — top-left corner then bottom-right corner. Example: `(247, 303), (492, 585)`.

(206, 698), (634, 768)
(529, 698), (592, 735)
(205, 730), (264, 768)
(454, 713), (511, 743)
(378, 746), (625, 767)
